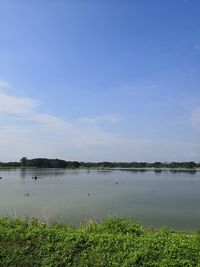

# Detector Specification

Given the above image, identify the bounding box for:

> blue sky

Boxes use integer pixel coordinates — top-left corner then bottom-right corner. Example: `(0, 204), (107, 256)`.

(0, 0), (200, 162)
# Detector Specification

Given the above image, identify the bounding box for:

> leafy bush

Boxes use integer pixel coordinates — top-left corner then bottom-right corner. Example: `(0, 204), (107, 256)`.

(0, 217), (200, 266)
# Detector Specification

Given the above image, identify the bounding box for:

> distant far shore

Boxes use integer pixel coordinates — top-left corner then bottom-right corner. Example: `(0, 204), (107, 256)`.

(1, 167), (200, 173)
(0, 157), (199, 169)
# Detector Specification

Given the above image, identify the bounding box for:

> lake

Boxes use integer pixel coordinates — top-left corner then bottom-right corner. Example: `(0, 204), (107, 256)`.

(0, 168), (200, 230)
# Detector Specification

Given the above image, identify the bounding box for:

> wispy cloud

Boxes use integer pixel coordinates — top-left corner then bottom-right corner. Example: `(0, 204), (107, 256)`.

(0, 91), (39, 115)
(0, 87), (124, 161)
(151, 84), (158, 88)
(0, 80), (11, 90)
(0, 83), (200, 162)
(77, 114), (121, 125)
(193, 43), (200, 51)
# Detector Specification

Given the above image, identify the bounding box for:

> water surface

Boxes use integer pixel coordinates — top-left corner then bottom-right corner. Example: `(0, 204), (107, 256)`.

(0, 168), (200, 230)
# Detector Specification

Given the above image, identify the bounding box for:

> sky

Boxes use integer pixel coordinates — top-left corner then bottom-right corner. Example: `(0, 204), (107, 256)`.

(0, 0), (200, 162)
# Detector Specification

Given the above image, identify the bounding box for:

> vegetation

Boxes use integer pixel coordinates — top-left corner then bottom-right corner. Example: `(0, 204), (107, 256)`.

(0, 161), (21, 168)
(20, 157), (80, 168)
(0, 157), (200, 169)
(0, 217), (200, 266)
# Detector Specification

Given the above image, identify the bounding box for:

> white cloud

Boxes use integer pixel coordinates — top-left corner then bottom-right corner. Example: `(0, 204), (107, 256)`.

(0, 80), (11, 90)
(0, 85), (200, 162)
(0, 89), (124, 161)
(0, 91), (39, 115)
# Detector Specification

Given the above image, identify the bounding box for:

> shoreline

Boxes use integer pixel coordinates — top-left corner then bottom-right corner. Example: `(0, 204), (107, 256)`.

(0, 166), (200, 171)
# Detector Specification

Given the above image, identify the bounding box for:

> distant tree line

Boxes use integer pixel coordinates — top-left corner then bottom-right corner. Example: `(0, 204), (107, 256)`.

(80, 161), (200, 169)
(0, 157), (199, 169)
(19, 157), (80, 168)
(0, 161), (21, 167)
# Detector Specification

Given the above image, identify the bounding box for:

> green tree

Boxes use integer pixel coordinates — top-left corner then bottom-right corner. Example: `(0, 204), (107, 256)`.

(20, 157), (27, 167)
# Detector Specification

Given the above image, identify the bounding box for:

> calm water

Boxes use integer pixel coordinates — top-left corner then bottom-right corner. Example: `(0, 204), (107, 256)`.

(0, 168), (200, 230)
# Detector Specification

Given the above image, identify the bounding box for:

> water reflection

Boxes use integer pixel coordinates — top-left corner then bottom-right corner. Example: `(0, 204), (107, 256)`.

(169, 169), (197, 174)
(19, 168), (68, 179)
(154, 170), (162, 174)
(120, 169), (148, 173)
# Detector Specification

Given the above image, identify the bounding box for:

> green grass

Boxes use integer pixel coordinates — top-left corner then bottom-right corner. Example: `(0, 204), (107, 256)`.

(0, 217), (200, 266)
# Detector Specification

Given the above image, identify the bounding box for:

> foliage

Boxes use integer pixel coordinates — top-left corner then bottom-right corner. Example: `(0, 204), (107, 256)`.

(0, 217), (200, 266)
(0, 157), (200, 169)
(20, 157), (27, 167)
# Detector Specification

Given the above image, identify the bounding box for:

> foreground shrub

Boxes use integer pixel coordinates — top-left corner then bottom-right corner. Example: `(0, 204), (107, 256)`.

(0, 217), (200, 266)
